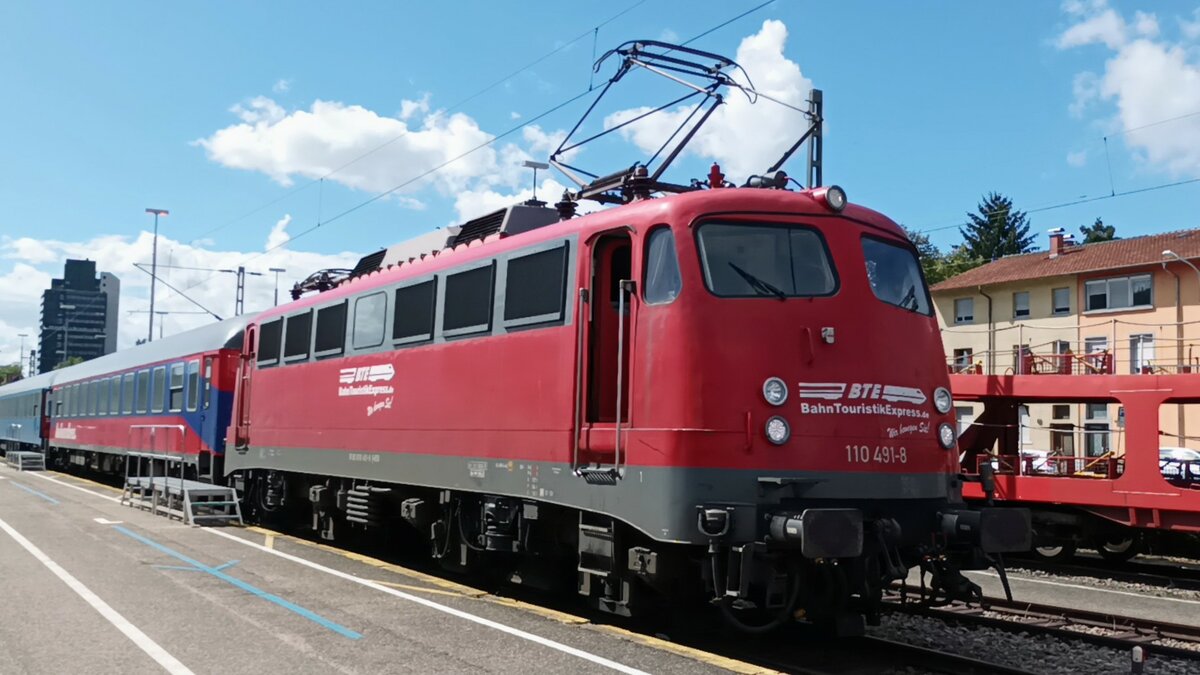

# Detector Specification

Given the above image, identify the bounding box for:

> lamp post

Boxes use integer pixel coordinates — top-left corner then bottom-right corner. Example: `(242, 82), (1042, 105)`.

(269, 268), (287, 307)
(145, 208), (169, 342)
(17, 333), (28, 378)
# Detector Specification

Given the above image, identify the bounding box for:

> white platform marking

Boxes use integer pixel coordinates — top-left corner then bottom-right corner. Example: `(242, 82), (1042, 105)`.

(94, 517), (124, 525)
(30, 472), (649, 674)
(0, 514), (194, 674)
(969, 570), (1200, 606)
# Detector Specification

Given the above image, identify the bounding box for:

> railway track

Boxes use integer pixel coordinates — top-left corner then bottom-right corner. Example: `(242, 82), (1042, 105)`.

(887, 586), (1200, 661)
(1013, 554), (1200, 593)
(726, 634), (1039, 674)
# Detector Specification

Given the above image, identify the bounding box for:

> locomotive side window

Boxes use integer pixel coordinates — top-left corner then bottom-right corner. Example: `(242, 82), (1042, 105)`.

(314, 301), (348, 357)
(504, 245), (567, 325)
(186, 360), (200, 412)
(284, 310), (313, 361)
(644, 227), (682, 305)
(122, 373), (134, 414)
(151, 366), (166, 413)
(443, 263), (495, 336)
(393, 280), (436, 343)
(861, 236), (932, 316)
(353, 292), (387, 349)
(696, 222), (837, 298)
(257, 319), (283, 367)
(169, 363), (185, 412)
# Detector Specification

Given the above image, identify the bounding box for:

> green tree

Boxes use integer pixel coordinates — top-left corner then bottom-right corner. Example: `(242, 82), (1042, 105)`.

(54, 356), (84, 370)
(903, 227), (985, 285)
(959, 192), (1035, 262)
(1080, 217), (1116, 243)
(0, 363), (20, 383)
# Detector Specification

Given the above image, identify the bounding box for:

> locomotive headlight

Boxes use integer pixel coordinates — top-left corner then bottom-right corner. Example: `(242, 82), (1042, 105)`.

(938, 422), (956, 449)
(814, 185), (847, 212)
(762, 377), (788, 406)
(933, 387), (953, 414)
(765, 416), (791, 445)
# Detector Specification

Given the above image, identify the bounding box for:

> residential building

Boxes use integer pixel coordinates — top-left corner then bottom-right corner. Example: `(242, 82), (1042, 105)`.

(931, 228), (1200, 460)
(38, 259), (120, 373)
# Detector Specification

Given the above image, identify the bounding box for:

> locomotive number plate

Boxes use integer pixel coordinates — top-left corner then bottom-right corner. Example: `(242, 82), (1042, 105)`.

(845, 444), (907, 464)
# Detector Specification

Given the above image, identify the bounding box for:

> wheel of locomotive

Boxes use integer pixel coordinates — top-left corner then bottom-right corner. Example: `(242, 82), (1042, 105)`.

(1094, 534), (1140, 563)
(1031, 541), (1076, 561)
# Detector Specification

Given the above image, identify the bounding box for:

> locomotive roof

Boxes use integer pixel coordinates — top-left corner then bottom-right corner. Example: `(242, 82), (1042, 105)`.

(0, 315), (252, 396)
(257, 186), (903, 322)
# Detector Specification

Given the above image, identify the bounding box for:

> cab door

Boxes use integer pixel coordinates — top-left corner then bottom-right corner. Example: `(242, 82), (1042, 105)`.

(574, 229), (635, 484)
(233, 325), (256, 449)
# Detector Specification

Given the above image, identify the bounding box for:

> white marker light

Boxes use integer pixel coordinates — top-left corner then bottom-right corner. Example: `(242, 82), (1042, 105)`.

(763, 377), (788, 406)
(938, 423), (956, 449)
(765, 416), (791, 445)
(934, 387), (953, 414)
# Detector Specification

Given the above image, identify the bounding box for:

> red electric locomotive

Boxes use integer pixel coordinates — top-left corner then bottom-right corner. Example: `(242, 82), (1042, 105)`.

(221, 40), (1028, 632)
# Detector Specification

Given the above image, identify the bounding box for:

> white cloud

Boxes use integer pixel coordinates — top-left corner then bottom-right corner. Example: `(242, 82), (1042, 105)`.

(273, 78), (291, 94)
(399, 93), (430, 121)
(510, 111), (522, 120)
(1060, 6), (1200, 176)
(196, 97), (501, 196)
(602, 20), (813, 181)
(1182, 9), (1200, 40)
(659, 28), (679, 43)
(452, 178), (604, 223)
(1067, 150), (1088, 167)
(1057, 7), (1127, 49)
(265, 214), (292, 250)
(0, 229), (359, 365)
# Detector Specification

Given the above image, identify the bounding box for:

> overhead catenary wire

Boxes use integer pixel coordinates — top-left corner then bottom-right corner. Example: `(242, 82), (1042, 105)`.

(184, 0), (651, 248)
(173, 0), (780, 299)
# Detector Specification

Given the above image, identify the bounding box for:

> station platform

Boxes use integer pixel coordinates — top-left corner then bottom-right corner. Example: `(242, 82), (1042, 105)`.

(0, 467), (752, 675)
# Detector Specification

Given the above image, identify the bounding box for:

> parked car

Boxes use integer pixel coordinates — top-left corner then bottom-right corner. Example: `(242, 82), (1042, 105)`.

(1160, 446), (1200, 481)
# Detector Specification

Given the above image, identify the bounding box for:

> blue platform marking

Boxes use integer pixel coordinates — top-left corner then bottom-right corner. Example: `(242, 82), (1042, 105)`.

(10, 481), (59, 505)
(113, 526), (362, 639)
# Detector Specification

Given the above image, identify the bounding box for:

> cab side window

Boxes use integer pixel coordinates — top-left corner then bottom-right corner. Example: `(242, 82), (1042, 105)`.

(644, 227), (682, 304)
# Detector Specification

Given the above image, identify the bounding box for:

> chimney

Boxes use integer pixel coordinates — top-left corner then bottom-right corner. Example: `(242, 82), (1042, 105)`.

(1048, 227), (1066, 258)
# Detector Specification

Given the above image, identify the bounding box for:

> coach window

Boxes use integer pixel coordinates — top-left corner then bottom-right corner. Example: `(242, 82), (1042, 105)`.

(257, 318), (283, 367)
(122, 373), (134, 414)
(644, 227), (682, 305)
(314, 301), (348, 358)
(136, 370), (150, 413)
(54, 390), (62, 416)
(284, 310), (313, 362)
(107, 376), (118, 414)
(393, 279), (437, 344)
(504, 245), (567, 327)
(443, 262), (495, 337)
(88, 380), (98, 416)
(97, 379), (108, 416)
(169, 363), (185, 412)
(186, 360), (200, 412)
(203, 357), (213, 410)
(151, 367), (166, 413)
(353, 292), (387, 349)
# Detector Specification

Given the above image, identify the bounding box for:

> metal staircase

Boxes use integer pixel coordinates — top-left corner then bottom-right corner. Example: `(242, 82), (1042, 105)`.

(121, 451), (242, 526)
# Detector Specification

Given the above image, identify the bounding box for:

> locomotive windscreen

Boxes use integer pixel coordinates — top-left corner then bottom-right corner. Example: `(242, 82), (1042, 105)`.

(862, 236), (931, 315)
(697, 222), (837, 298)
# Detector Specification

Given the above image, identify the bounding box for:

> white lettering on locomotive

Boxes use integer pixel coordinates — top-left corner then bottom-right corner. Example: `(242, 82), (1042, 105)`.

(797, 381), (930, 419)
(338, 364), (395, 384)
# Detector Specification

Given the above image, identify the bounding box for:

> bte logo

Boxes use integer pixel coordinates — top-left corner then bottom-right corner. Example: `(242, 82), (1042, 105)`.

(338, 364), (395, 384)
(798, 382), (926, 406)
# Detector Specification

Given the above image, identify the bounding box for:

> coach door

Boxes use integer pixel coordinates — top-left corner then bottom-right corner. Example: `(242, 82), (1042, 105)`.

(233, 325), (256, 449)
(574, 229), (634, 485)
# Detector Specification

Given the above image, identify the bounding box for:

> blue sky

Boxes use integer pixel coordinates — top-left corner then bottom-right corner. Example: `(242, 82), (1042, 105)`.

(2, 0), (1199, 362)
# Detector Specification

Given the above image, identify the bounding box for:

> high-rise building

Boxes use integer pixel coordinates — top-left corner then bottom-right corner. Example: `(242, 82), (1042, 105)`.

(38, 259), (120, 373)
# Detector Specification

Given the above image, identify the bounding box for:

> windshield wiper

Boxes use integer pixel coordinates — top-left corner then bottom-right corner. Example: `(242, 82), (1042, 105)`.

(897, 284), (920, 313)
(728, 262), (786, 301)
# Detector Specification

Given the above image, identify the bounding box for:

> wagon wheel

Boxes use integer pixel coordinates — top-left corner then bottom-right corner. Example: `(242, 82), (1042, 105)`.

(1094, 535), (1140, 563)
(1031, 541), (1076, 561)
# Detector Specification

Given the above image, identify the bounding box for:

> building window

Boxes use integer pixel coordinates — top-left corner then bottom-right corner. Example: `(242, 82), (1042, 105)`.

(1130, 334), (1155, 374)
(393, 280), (437, 343)
(1085, 403), (1108, 421)
(353, 292), (387, 349)
(1052, 404), (1070, 419)
(1013, 291), (1030, 319)
(954, 298), (974, 324)
(952, 348), (973, 371)
(1084, 274), (1152, 312)
(1052, 287), (1070, 315)
(955, 405), (975, 436)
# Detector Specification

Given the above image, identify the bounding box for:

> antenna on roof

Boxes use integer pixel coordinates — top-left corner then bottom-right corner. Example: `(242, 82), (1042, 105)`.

(522, 160), (550, 207)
